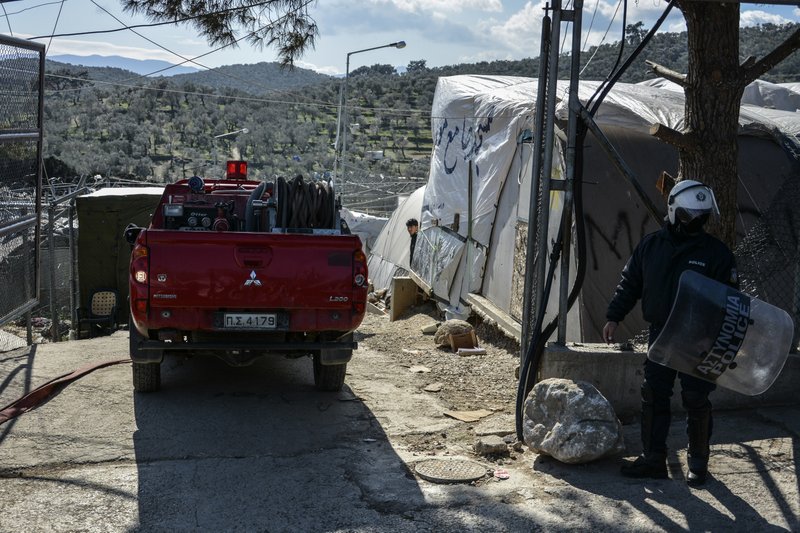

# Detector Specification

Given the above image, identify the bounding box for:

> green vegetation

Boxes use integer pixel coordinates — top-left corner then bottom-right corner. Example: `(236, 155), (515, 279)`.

(43, 22), (799, 197)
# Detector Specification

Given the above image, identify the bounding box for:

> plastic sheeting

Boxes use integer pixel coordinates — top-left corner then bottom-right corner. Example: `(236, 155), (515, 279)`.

(340, 207), (388, 257)
(406, 74), (800, 342)
(366, 186), (425, 294)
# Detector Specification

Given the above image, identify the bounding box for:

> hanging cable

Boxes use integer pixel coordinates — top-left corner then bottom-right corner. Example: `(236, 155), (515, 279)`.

(29, 0), (300, 39)
(586, 0), (628, 111)
(45, 0), (65, 56)
(579, 0), (623, 76)
(582, 0), (601, 52)
(1, 2), (12, 35)
(588, 0), (676, 116)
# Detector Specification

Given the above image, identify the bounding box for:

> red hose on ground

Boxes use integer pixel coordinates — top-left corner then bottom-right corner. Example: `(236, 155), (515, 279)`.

(0, 359), (131, 426)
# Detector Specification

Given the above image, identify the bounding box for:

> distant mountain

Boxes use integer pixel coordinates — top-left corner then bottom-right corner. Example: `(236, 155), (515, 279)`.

(49, 54), (199, 76)
(168, 62), (333, 94)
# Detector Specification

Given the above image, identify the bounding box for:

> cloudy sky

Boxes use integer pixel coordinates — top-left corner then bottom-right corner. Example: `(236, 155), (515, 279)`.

(5, 0), (800, 75)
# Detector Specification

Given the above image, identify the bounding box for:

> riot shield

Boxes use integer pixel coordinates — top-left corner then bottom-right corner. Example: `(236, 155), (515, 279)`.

(648, 270), (794, 396)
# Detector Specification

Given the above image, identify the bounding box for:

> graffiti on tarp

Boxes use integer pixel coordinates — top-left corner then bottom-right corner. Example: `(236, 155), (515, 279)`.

(434, 108), (495, 175)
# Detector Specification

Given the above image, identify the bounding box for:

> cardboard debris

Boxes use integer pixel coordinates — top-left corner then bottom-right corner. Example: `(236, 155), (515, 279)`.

(402, 349), (422, 355)
(457, 347), (487, 356)
(443, 409), (494, 423)
(449, 330), (478, 352)
(423, 382), (443, 392)
(409, 365), (431, 373)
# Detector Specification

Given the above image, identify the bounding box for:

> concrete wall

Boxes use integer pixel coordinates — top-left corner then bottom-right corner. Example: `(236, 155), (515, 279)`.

(539, 343), (800, 422)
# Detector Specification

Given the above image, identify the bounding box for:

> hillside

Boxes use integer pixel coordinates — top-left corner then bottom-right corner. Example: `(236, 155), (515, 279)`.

(41, 22), (800, 215)
(169, 62), (334, 93)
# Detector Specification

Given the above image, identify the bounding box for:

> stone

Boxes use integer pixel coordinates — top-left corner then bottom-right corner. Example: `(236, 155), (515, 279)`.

(433, 320), (474, 347)
(475, 435), (509, 456)
(522, 378), (624, 464)
(421, 322), (440, 334)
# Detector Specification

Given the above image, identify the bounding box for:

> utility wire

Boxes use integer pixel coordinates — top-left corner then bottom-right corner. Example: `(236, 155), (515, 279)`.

(29, 0), (286, 39)
(45, 0), (66, 56)
(3, 0), (66, 16)
(579, 0), (623, 77)
(44, 70), (435, 117)
(84, 0), (328, 109)
(582, 0), (601, 51)
(1, 2), (12, 35)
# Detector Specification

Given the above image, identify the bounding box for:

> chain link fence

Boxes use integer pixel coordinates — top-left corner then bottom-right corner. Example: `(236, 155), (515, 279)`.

(735, 172), (800, 348)
(0, 36), (44, 337)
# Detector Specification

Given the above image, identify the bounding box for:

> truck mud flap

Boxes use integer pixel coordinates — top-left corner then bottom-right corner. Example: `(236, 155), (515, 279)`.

(130, 329), (164, 364)
(318, 333), (354, 365)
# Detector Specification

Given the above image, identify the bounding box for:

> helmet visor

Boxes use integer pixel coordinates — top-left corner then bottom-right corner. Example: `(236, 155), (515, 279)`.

(675, 207), (711, 225)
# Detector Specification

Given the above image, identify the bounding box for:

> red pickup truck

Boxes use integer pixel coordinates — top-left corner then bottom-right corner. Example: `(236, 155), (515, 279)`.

(126, 162), (368, 393)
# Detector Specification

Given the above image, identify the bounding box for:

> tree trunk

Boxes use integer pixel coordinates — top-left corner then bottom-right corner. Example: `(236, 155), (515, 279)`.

(678, 1), (744, 248)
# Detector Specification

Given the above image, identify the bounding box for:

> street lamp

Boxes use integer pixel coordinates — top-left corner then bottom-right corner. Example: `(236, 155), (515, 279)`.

(334, 41), (406, 200)
(213, 127), (249, 171)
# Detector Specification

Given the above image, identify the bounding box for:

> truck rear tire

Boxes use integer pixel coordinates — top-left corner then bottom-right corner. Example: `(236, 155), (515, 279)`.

(133, 362), (161, 393)
(313, 353), (347, 392)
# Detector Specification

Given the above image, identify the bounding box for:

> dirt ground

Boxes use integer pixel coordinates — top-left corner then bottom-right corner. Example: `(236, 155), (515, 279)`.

(356, 301), (523, 455)
(1, 300), (799, 531)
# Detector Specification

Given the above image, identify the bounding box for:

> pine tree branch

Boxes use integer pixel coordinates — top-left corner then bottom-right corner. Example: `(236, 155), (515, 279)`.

(645, 60), (687, 87)
(743, 26), (800, 85)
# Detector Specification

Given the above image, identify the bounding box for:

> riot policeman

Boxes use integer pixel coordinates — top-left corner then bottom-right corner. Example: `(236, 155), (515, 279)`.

(603, 180), (738, 487)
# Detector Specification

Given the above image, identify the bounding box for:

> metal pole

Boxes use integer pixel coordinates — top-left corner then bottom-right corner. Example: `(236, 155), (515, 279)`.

(48, 202), (58, 342)
(336, 41), (406, 204)
(68, 199), (78, 335)
(521, 7), (552, 359)
(557, 0), (583, 344)
(531, 0), (563, 345)
(341, 53), (351, 201)
(466, 161), (474, 293)
(333, 80), (344, 189)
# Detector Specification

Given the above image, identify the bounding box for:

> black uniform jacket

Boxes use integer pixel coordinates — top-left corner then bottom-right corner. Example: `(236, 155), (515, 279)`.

(606, 225), (737, 332)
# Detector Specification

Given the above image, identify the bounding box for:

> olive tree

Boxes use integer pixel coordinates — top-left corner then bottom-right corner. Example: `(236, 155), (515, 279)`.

(647, 2), (800, 246)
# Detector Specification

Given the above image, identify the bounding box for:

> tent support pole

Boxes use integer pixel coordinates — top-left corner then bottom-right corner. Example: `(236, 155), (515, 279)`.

(557, 0), (583, 345)
(521, 0), (563, 360)
(577, 105), (662, 224)
(520, 8), (552, 360)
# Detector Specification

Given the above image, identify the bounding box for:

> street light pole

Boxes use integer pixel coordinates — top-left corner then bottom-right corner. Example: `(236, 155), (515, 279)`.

(213, 127), (249, 174)
(334, 40), (406, 201)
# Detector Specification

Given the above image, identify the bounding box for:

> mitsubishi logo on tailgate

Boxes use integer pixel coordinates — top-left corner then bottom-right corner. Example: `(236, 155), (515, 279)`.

(244, 270), (262, 287)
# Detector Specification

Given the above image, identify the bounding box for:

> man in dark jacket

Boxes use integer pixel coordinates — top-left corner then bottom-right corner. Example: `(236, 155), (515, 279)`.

(603, 180), (737, 487)
(406, 218), (419, 264)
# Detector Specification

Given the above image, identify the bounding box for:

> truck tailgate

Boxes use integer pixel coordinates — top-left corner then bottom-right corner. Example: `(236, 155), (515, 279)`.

(145, 230), (362, 311)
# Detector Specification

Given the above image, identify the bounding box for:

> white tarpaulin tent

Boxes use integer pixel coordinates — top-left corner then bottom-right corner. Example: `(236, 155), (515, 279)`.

(366, 186), (425, 294)
(401, 74), (800, 342)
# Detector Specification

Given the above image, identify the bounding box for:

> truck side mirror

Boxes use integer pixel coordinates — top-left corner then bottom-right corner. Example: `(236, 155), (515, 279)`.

(124, 224), (142, 245)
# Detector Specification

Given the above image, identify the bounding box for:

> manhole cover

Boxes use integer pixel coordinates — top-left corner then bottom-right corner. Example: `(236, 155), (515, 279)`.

(414, 459), (488, 484)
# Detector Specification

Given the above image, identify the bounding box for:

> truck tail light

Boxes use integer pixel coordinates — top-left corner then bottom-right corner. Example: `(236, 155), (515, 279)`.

(131, 243), (149, 285)
(353, 249), (367, 288)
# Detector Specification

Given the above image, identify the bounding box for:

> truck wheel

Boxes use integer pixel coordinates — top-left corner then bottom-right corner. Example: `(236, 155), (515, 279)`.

(313, 353), (347, 392)
(133, 362), (161, 393)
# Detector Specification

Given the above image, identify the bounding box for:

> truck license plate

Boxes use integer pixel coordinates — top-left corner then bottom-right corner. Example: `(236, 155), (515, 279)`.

(223, 313), (277, 329)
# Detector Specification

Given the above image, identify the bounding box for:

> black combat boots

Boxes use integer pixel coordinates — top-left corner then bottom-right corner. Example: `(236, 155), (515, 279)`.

(621, 383), (671, 479)
(683, 390), (713, 487)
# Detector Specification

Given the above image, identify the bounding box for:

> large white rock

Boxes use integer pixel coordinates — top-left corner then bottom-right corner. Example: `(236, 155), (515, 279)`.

(523, 378), (624, 464)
